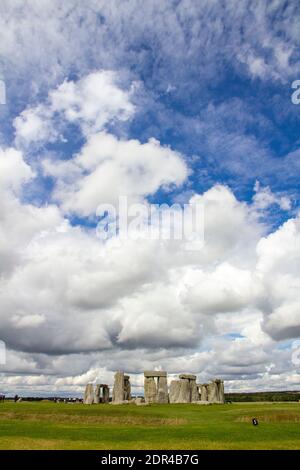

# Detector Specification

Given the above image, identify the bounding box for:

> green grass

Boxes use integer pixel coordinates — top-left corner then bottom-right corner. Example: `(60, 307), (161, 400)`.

(0, 401), (300, 449)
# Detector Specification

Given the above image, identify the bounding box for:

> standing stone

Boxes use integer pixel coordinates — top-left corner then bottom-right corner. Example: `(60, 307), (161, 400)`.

(169, 380), (181, 403)
(207, 381), (217, 402)
(102, 385), (110, 403)
(144, 377), (157, 403)
(144, 371), (168, 404)
(190, 380), (200, 402)
(219, 380), (225, 403)
(169, 374), (199, 403)
(207, 379), (223, 403)
(94, 384), (101, 404)
(177, 378), (190, 403)
(200, 384), (209, 402)
(112, 371), (131, 403)
(215, 379), (225, 403)
(124, 375), (131, 401)
(84, 383), (94, 404)
(113, 371), (124, 403)
(199, 380), (224, 403)
(157, 376), (169, 403)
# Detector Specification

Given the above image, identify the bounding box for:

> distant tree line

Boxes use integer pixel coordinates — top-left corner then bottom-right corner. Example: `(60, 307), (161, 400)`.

(225, 391), (300, 402)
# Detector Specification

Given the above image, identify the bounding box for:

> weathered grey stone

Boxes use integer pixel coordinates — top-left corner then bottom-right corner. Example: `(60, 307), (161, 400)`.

(169, 374), (199, 403)
(207, 381), (218, 403)
(93, 384), (110, 404)
(169, 379), (190, 403)
(102, 385), (110, 403)
(135, 397), (147, 406)
(220, 380), (225, 403)
(206, 379), (225, 403)
(169, 380), (181, 403)
(215, 379), (225, 403)
(179, 374), (197, 380)
(84, 384), (94, 404)
(124, 375), (131, 401)
(177, 378), (190, 403)
(144, 376), (157, 403)
(144, 371), (167, 378)
(144, 371), (168, 403)
(112, 371), (131, 404)
(157, 376), (169, 403)
(113, 371), (125, 403)
(94, 384), (101, 404)
(190, 379), (199, 402)
(200, 384), (209, 402)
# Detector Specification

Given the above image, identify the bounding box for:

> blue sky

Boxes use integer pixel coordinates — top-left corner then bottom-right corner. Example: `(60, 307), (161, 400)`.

(1, 1), (299, 221)
(0, 0), (300, 395)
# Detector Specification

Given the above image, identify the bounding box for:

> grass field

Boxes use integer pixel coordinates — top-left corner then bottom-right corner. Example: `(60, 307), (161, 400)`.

(0, 401), (300, 450)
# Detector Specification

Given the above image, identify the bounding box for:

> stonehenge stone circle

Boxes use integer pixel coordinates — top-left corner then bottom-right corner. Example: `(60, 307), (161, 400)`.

(84, 372), (225, 405)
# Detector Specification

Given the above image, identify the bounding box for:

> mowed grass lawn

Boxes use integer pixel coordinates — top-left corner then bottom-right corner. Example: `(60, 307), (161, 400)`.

(0, 401), (300, 450)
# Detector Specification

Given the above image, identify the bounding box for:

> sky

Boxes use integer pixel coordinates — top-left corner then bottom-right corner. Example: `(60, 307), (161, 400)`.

(0, 0), (300, 396)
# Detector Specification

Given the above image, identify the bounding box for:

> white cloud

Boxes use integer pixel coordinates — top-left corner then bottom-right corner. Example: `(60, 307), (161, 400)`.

(256, 217), (300, 340)
(0, 141), (299, 394)
(0, 155), (299, 394)
(44, 132), (189, 216)
(253, 181), (291, 211)
(13, 105), (55, 145)
(50, 71), (135, 134)
(14, 71), (135, 144)
(182, 263), (263, 315)
(0, 147), (34, 192)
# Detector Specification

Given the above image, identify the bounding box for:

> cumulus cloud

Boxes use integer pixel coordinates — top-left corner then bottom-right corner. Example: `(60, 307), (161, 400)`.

(14, 71), (135, 144)
(0, 147), (34, 192)
(253, 181), (291, 211)
(43, 132), (188, 215)
(256, 217), (300, 340)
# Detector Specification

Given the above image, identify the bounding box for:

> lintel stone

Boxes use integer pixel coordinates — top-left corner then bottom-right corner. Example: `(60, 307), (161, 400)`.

(179, 374), (197, 380)
(144, 371), (167, 377)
